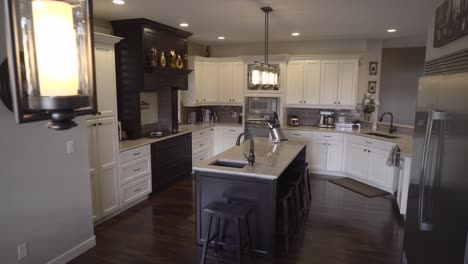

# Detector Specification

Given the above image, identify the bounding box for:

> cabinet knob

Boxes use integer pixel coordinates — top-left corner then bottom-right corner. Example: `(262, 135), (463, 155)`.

(304, 101), (306, 103)
(232, 99), (235, 102)
(92, 124), (97, 127)
(204, 99), (206, 102)
(98, 122), (102, 126)
(368, 150), (371, 153)
(338, 102), (341, 104)
(97, 112), (102, 115)
(196, 100), (199, 102)
(299, 100), (302, 103)
(364, 149), (367, 152)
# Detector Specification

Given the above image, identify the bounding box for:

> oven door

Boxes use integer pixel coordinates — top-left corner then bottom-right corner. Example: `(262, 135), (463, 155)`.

(247, 97), (277, 115)
(245, 120), (270, 138)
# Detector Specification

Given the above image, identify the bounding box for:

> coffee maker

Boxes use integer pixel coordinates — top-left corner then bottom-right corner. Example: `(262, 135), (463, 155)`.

(318, 111), (336, 128)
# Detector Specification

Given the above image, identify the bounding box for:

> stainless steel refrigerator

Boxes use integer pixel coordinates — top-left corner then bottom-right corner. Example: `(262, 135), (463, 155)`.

(402, 72), (468, 263)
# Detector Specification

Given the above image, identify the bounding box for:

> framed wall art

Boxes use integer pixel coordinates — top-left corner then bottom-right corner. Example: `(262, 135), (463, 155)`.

(434, 0), (468, 48)
(368, 81), (377, 94)
(369, 61), (378, 75)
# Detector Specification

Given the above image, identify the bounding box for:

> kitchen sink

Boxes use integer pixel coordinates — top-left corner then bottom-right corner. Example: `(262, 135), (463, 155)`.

(210, 160), (249, 169)
(364, 132), (400, 139)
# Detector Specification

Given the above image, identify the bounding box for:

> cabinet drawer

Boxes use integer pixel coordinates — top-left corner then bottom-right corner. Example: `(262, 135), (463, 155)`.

(283, 130), (314, 139)
(310, 132), (343, 141)
(120, 145), (150, 164)
(193, 150), (210, 166)
(346, 134), (395, 151)
(120, 156), (151, 186)
(222, 126), (243, 135)
(121, 176), (151, 206)
(192, 128), (212, 140)
(192, 135), (210, 154)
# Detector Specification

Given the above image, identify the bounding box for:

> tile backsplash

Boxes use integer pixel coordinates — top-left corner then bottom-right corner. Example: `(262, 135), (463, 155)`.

(181, 105), (243, 124)
(285, 108), (362, 126)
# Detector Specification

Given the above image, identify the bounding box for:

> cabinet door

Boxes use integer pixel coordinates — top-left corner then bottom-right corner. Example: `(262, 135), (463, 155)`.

(303, 60), (321, 105)
(193, 61), (203, 104)
(232, 62), (244, 104)
(286, 61), (305, 104)
(218, 62), (234, 103)
(320, 60), (339, 105)
(213, 126), (224, 156)
(202, 62), (219, 103)
(326, 141), (344, 172)
(367, 147), (394, 189)
(338, 60), (358, 106)
(345, 143), (368, 179)
(87, 120), (101, 221)
(222, 134), (239, 152)
(94, 43), (118, 118)
(96, 117), (120, 217)
(308, 140), (328, 171)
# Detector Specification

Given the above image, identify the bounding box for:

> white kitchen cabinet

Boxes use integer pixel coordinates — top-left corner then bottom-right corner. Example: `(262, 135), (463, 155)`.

(183, 57), (244, 106)
(321, 59), (359, 107)
(326, 141), (344, 172)
(344, 135), (398, 193)
(397, 157), (411, 215)
(309, 140), (328, 171)
(88, 117), (120, 221)
(285, 60), (321, 106)
(212, 126), (243, 155)
(192, 127), (214, 166)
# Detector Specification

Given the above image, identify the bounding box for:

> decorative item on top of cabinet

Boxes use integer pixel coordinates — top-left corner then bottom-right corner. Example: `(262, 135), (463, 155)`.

(176, 54), (184, 69)
(161, 51), (167, 67)
(170, 49), (177, 68)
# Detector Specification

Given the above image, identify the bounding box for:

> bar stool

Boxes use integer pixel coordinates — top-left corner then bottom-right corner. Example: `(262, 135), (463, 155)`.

(277, 186), (297, 255)
(200, 201), (254, 264)
(288, 173), (306, 226)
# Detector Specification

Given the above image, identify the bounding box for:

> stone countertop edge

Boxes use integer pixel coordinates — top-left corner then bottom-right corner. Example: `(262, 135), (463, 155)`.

(283, 125), (413, 157)
(119, 122), (242, 152)
(193, 138), (308, 180)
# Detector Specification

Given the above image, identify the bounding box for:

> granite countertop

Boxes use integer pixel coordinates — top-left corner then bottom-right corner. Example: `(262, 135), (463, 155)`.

(193, 138), (307, 180)
(119, 122), (242, 152)
(283, 125), (414, 157)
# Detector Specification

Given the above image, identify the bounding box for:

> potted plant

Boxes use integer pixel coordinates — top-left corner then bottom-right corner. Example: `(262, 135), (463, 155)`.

(362, 94), (377, 121)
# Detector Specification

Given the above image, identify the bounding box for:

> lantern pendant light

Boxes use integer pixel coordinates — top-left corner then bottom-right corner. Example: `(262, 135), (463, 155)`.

(2, 0), (96, 130)
(248, 6), (280, 90)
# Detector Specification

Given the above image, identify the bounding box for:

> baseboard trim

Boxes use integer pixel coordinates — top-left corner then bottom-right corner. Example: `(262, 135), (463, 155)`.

(47, 236), (96, 264)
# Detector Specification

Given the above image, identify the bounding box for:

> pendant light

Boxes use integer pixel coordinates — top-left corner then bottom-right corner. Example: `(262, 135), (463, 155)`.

(2, 0), (96, 130)
(248, 7), (280, 90)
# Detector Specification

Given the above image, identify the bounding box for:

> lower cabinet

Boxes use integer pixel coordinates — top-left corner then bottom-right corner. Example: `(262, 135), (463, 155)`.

(213, 125), (243, 156)
(151, 133), (192, 192)
(344, 135), (398, 193)
(88, 117), (120, 222)
(192, 127), (214, 166)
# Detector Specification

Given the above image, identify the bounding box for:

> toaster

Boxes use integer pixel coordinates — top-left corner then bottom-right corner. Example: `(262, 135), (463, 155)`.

(288, 115), (300, 126)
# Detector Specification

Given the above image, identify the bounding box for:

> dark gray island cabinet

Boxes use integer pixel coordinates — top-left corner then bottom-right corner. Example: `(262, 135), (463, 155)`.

(193, 138), (307, 256)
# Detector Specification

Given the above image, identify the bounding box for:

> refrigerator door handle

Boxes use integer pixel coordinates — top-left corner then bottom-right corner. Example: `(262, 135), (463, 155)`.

(465, 232), (468, 264)
(418, 110), (447, 232)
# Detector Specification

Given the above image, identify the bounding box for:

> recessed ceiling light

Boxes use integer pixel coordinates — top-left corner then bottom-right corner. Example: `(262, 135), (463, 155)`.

(387, 28), (397, 33)
(113, 0), (125, 4)
(218, 36), (225, 40)
(292, 32), (300, 36)
(180, 23), (189, 27)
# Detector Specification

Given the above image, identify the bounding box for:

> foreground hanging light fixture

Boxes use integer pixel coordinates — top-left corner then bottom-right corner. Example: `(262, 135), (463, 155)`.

(248, 7), (280, 90)
(3, 0), (96, 130)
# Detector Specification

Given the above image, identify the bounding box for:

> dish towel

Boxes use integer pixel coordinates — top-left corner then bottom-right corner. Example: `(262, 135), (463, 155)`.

(387, 145), (401, 167)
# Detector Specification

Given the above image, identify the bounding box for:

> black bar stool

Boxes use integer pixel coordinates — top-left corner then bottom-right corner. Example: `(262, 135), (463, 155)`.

(277, 186), (297, 255)
(200, 201), (254, 264)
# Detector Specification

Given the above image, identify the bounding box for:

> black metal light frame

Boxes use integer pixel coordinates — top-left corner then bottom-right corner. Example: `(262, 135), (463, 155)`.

(2, 0), (97, 130)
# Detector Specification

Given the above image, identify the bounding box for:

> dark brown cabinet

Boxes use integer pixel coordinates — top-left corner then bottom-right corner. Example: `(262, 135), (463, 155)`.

(111, 19), (192, 139)
(151, 133), (192, 192)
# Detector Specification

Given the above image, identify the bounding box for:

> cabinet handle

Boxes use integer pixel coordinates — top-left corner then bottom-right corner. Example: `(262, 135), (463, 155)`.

(368, 150), (371, 153)
(365, 141), (373, 144)
(324, 135), (332, 138)
(203, 99), (206, 102)
(133, 152), (141, 156)
(364, 149), (367, 152)
(229, 130), (236, 132)
(328, 143), (331, 146)
(134, 188), (142, 193)
(199, 158), (204, 161)
(97, 112), (102, 115)
(133, 168), (141, 172)
(304, 101), (306, 104)
(334, 101), (336, 104)
(92, 123), (97, 127)
(323, 142), (326, 146)
(196, 100), (199, 102)
(338, 102), (341, 104)
(293, 133), (301, 136)
(200, 144), (204, 147)
(97, 123), (102, 126)
(299, 100), (302, 103)
(232, 99), (235, 102)
(200, 132), (204, 135)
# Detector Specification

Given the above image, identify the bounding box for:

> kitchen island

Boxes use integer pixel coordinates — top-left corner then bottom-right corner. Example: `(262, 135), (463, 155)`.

(193, 137), (308, 256)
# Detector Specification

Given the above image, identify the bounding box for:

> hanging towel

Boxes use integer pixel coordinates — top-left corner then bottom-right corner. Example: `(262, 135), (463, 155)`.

(387, 145), (401, 167)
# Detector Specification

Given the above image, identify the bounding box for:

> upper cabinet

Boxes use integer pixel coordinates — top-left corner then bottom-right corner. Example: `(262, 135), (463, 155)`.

(285, 57), (359, 108)
(182, 57), (244, 107)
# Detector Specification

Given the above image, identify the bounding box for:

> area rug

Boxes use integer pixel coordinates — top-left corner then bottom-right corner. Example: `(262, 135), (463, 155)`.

(329, 177), (389, 198)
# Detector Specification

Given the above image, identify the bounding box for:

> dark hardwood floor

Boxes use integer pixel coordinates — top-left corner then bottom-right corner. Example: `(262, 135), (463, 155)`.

(71, 175), (404, 264)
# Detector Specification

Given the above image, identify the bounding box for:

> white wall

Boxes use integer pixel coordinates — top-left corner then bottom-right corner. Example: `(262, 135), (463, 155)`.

(0, 5), (95, 264)
(210, 38), (383, 109)
(426, 0), (468, 60)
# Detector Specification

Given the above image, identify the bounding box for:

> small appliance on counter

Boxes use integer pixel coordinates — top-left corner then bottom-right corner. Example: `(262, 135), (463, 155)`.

(318, 111), (336, 128)
(266, 112), (288, 144)
(188, 111), (197, 123)
(287, 115), (300, 126)
(201, 109), (212, 122)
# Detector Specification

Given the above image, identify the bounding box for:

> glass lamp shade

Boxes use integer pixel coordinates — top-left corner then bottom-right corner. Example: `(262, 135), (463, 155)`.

(4, 0), (96, 130)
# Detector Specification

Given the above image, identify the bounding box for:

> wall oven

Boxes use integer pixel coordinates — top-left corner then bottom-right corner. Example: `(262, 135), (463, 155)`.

(245, 97), (279, 138)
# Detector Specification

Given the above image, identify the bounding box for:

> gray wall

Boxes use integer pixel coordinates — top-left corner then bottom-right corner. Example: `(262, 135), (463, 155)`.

(379, 48), (426, 126)
(0, 5), (95, 264)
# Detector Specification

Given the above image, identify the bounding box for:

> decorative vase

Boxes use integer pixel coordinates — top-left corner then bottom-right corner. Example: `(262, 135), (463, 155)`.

(363, 113), (372, 121)
(160, 52), (166, 68)
(176, 54), (183, 69)
(150, 48), (157, 69)
(170, 49), (176, 68)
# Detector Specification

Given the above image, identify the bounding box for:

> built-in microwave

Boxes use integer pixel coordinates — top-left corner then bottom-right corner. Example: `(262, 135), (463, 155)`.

(246, 97), (278, 115)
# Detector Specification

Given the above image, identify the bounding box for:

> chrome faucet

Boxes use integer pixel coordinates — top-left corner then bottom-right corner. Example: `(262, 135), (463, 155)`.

(235, 132), (255, 166)
(379, 112), (398, 134)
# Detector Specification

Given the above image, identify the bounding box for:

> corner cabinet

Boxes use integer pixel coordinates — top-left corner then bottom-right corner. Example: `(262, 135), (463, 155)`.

(285, 57), (359, 109)
(183, 57), (244, 106)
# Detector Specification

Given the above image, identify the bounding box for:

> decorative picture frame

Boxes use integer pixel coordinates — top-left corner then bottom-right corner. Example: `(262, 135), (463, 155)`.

(434, 0), (468, 48)
(369, 61), (378, 75)
(368, 81), (377, 94)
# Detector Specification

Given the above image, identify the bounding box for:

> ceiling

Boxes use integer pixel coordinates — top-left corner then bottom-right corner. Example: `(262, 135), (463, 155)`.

(94, 0), (437, 44)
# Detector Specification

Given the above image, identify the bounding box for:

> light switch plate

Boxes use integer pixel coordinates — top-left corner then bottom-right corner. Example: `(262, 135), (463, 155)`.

(66, 140), (75, 154)
(17, 242), (27, 260)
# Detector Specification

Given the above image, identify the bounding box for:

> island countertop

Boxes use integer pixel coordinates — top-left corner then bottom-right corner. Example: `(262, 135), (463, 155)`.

(193, 138), (307, 180)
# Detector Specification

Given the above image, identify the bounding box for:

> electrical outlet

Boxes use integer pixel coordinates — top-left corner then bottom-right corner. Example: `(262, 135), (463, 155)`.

(17, 242), (27, 260)
(66, 140), (75, 154)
